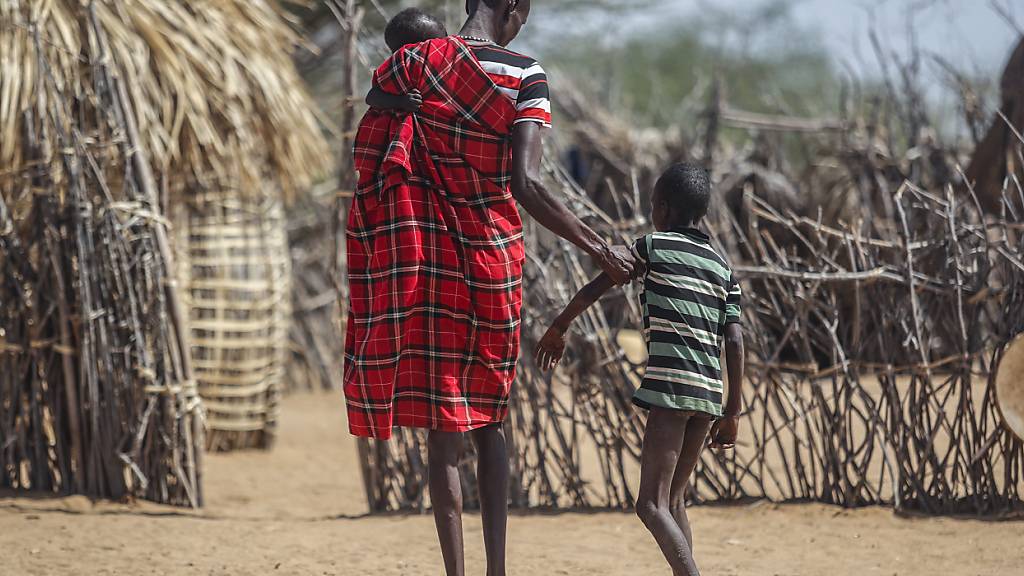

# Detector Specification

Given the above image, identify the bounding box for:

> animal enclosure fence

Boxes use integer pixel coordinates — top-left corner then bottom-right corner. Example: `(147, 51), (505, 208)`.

(355, 161), (1024, 516)
(349, 55), (1024, 515)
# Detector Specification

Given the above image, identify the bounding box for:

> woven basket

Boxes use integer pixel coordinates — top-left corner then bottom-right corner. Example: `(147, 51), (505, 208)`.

(175, 187), (292, 451)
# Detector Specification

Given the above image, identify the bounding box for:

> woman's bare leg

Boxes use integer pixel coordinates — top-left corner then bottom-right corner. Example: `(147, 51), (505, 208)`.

(471, 423), (508, 576)
(635, 408), (700, 576)
(669, 416), (713, 550)
(429, 430), (465, 576)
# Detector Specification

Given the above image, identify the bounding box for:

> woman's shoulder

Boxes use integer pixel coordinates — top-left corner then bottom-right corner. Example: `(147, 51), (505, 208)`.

(470, 42), (543, 70)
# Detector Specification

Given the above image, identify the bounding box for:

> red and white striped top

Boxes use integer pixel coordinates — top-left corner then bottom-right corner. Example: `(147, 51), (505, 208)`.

(463, 39), (552, 128)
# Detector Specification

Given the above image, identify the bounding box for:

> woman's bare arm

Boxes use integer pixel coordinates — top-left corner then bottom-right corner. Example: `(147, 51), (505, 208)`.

(711, 323), (744, 449)
(722, 323), (744, 417)
(511, 122), (635, 285)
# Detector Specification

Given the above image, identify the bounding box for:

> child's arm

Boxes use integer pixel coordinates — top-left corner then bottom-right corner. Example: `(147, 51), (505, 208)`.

(710, 322), (744, 449)
(365, 86), (423, 112)
(535, 272), (616, 371)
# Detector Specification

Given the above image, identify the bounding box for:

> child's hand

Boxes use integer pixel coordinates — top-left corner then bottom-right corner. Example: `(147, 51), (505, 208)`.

(709, 415), (739, 450)
(534, 325), (567, 372)
(399, 89), (423, 112)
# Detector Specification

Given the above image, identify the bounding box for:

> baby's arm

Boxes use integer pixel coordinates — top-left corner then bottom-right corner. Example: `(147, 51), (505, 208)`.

(365, 86), (423, 112)
(535, 272), (616, 371)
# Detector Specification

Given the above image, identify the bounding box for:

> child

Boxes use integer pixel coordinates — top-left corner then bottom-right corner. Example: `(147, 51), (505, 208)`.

(365, 8), (447, 112)
(536, 163), (744, 576)
(383, 7), (447, 53)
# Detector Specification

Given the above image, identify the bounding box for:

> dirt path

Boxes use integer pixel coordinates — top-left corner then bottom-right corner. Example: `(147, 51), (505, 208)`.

(2, 392), (1021, 575)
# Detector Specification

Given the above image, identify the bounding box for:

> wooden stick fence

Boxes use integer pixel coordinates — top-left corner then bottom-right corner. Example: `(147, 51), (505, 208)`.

(284, 184), (346, 393)
(355, 163), (1024, 517)
(351, 83), (1024, 516)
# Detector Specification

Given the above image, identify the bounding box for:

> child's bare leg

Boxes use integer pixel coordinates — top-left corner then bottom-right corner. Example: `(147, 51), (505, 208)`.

(669, 416), (713, 550)
(428, 430), (465, 576)
(470, 423), (508, 576)
(635, 408), (700, 576)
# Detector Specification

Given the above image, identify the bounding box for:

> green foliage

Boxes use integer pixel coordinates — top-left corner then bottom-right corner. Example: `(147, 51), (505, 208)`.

(538, 0), (842, 123)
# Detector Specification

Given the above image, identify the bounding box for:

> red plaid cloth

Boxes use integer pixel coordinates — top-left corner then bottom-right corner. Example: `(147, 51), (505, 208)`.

(344, 38), (526, 439)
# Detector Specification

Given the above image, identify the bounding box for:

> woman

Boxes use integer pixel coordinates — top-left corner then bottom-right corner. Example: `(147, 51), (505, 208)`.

(345, 1), (635, 574)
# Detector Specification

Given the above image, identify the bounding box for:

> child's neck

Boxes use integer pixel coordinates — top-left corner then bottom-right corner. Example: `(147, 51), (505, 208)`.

(667, 220), (699, 231)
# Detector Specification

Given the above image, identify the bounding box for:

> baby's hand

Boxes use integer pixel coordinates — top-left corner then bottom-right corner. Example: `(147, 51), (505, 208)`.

(709, 415), (739, 450)
(534, 325), (567, 372)
(400, 89), (423, 112)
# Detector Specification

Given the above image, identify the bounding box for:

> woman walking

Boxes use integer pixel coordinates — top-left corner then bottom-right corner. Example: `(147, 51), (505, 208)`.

(345, 1), (636, 574)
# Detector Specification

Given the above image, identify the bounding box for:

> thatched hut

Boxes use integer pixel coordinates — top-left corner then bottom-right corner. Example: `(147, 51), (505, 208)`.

(0, 0), (329, 504)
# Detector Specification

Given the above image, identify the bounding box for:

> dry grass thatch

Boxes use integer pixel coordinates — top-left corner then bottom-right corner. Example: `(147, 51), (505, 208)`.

(2, 0), (331, 201)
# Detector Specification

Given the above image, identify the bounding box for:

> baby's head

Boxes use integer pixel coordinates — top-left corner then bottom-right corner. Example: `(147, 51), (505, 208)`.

(384, 8), (447, 52)
(651, 163), (711, 231)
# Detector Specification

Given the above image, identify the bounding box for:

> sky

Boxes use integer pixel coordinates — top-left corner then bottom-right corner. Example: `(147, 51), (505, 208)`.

(531, 0), (1021, 78)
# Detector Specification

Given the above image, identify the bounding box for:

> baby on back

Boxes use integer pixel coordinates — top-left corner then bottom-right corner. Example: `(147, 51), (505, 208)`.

(364, 8), (448, 113)
(384, 8), (447, 52)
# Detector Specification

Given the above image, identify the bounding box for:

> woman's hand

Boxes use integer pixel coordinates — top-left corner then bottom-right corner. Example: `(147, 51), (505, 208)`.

(709, 415), (739, 450)
(594, 244), (638, 285)
(534, 325), (567, 372)
(511, 123), (639, 280)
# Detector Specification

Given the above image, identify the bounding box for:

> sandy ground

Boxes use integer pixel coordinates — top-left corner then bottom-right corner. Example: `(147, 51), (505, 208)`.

(2, 392), (1022, 576)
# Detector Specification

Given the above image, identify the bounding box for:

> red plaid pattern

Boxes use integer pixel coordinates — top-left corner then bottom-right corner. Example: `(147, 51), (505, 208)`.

(345, 38), (526, 439)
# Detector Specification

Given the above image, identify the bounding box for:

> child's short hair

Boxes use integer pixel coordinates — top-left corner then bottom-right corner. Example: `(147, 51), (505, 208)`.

(657, 163), (712, 224)
(384, 8), (447, 52)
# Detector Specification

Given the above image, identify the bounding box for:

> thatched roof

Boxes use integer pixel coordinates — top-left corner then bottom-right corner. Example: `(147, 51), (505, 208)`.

(1, 0), (331, 200)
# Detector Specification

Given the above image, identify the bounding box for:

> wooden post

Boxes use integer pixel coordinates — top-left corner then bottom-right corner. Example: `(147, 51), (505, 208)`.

(329, 0), (375, 512)
(334, 0), (364, 308)
(703, 76), (722, 169)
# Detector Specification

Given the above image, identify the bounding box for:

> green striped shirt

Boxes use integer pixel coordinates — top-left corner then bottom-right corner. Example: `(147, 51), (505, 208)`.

(630, 228), (741, 416)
